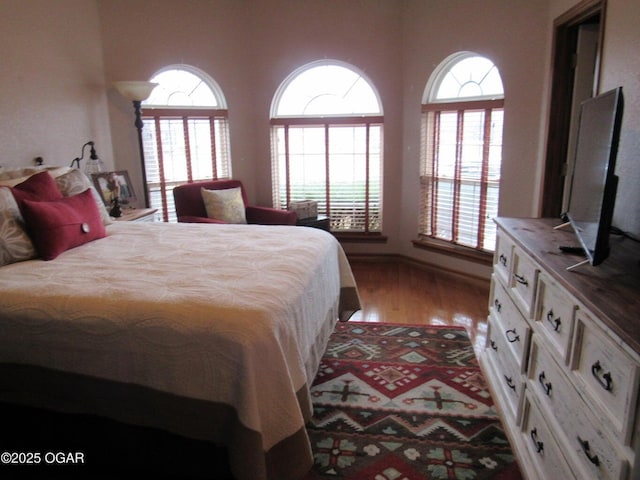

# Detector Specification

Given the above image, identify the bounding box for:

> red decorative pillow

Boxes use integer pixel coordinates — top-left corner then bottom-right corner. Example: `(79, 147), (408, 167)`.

(21, 189), (106, 260)
(11, 171), (63, 208)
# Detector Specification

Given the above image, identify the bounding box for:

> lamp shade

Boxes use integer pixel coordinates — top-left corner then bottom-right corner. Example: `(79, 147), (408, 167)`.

(114, 81), (158, 102)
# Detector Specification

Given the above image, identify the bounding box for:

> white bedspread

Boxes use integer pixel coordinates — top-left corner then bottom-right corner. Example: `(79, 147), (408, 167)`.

(0, 222), (360, 465)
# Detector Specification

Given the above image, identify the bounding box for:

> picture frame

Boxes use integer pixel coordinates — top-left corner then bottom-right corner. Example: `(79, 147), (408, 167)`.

(91, 170), (136, 206)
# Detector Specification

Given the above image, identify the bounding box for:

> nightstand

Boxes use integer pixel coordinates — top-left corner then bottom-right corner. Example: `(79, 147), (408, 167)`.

(113, 208), (158, 222)
(296, 215), (330, 231)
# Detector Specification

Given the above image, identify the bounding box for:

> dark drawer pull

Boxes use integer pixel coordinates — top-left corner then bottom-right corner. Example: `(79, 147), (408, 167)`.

(490, 340), (498, 351)
(505, 328), (520, 343)
(494, 298), (502, 312)
(499, 253), (508, 267)
(578, 436), (600, 466)
(538, 371), (552, 396)
(514, 273), (528, 286)
(546, 310), (561, 332)
(591, 361), (613, 392)
(504, 375), (516, 391)
(530, 428), (544, 454)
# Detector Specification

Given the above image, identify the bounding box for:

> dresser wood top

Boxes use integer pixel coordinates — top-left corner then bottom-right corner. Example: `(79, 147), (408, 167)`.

(495, 217), (640, 353)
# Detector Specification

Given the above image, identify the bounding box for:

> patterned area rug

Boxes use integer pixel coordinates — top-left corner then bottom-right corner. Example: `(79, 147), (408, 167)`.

(303, 322), (522, 480)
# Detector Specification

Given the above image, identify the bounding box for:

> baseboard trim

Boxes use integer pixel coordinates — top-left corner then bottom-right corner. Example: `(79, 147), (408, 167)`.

(346, 253), (490, 288)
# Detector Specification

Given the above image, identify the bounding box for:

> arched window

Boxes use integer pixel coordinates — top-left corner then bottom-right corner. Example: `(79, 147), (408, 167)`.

(418, 53), (504, 252)
(141, 65), (231, 222)
(271, 60), (383, 234)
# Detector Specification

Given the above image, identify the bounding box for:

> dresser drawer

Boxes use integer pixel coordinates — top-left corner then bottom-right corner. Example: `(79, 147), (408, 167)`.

(563, 396), (627, 480)
(572, 313), (640, 444)
(528, 337), (565, 410)
(494, 229), (514, 287)
(535, 272), (576, 364)
(520, 392), (577, 480)
(486, 313), (524, 421)
(529, 337), (627, 480)
(490, 279), (530, 371)
(510, 245), (539, 318)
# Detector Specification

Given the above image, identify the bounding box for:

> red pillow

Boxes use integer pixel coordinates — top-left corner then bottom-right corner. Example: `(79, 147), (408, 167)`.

(11, 171), (63, 207)
(21, 189), (106, 260)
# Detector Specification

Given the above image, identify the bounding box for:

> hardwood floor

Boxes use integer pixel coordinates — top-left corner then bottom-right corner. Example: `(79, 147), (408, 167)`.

(347, 259), (491, 355)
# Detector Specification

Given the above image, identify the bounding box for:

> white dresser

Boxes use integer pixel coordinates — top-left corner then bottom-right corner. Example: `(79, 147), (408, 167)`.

(479, 217), (640, 480)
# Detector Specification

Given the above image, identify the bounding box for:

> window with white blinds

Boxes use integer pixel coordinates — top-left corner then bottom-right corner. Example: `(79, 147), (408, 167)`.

(271, 61), (383, 234)
(141, 66), (231, 222)
(419, 54), (504, 252)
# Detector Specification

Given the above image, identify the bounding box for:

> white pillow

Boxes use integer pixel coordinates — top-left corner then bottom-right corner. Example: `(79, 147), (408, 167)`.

(201, 187), (247, 224)
(0, 166), (71, 186)
(0, 187), (37, 266)
(55, 169), (113, 225)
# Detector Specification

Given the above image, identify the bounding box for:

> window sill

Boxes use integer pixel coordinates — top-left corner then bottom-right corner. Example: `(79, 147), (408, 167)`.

(334, 232), (388, 243)
(412, 237), (493, 266)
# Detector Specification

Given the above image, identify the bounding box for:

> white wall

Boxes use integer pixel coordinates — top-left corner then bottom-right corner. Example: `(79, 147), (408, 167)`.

(598, 0), (640, 237)
(399, 0), (551, 277)
(98, 0), (254, 209)
(249, 0), (405, 253)
(99, 0), (406, 246)
(0, 0), (113, 169)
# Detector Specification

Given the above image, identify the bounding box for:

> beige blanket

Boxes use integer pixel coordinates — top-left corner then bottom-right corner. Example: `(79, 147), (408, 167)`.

(0, 221), (360, 479)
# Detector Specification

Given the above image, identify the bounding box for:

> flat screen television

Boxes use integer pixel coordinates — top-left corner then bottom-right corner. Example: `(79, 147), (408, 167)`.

(565, 86), (624, 266)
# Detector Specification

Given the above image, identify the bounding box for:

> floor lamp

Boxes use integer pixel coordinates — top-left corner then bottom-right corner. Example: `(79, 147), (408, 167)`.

(114, 81), (158, 208)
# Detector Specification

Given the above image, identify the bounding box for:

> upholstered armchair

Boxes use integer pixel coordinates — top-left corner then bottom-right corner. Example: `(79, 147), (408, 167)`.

(173, 179), (297, 225)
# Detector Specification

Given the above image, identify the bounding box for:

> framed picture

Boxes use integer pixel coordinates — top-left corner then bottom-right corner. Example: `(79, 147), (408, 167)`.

(91, 170), (136, 206)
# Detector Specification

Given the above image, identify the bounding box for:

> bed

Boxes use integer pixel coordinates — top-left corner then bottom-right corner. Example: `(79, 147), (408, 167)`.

(0, 168), (361, 480)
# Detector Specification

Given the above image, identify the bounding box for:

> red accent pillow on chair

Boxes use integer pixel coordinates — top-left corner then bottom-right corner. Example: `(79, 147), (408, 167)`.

(21, 189), (106, 260)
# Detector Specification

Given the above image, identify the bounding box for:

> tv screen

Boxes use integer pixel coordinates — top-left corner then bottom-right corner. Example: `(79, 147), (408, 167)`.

(566, 87), (623, 266)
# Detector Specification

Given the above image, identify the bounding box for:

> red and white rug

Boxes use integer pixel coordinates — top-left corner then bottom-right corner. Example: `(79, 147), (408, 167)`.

(303, 322), (522, 480)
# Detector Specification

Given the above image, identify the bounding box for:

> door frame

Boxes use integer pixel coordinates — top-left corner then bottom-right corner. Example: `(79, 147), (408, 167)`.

(540, 0), (606, 218)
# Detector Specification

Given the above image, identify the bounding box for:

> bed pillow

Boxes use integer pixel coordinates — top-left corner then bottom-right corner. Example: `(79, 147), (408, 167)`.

(55, 168), (113, 225)
(1, 171), (62, 266)
(21, 189), (106, 260)
(201, 187), (247, 224)
(0, 166), (70, 186)
(0, 187), (37, 266)
(10, 170), (63, 208)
